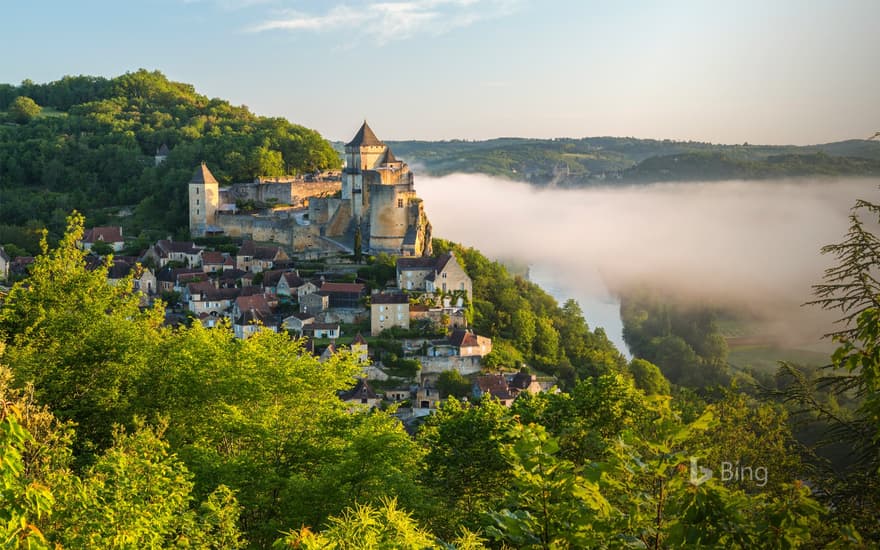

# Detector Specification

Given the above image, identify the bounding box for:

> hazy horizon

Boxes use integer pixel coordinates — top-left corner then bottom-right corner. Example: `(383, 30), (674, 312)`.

(2, 1), (878, 145)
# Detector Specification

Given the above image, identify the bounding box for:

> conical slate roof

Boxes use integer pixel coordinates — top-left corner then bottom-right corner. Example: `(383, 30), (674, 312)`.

(345, 121), (384, 148)
(380, 147), (398, 164)
(191, 162), (218, 184)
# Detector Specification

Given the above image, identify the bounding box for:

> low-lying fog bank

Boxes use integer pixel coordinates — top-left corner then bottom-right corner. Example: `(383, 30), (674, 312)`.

(417, 174), (880, 353)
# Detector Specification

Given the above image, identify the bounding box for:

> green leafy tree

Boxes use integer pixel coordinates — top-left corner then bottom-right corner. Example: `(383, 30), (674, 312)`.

(417, 397), (518, 537)
(8, 96), (41, 123)
(0, 212), (164, 452)
(486, 424), (612, 549)
(629, 358), (671, 395)
(0, 407), (54, 549)
(436, 370), (471, 399)
(48, 423), (244, 549)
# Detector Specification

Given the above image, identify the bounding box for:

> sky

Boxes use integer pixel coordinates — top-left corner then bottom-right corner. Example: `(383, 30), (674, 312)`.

(1, 0), (878, 144)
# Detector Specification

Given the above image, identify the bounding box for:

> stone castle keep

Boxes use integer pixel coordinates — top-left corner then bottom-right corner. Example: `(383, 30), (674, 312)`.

(189, 122), (432, 257)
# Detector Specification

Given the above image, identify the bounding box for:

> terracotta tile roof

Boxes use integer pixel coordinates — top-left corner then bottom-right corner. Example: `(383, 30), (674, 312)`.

(202, 251), (226, 264)
(475, 374), (514, 400)
(449, 329), (479, 348)
(235, 294), (271, 314)
(321, 282), (365, 294)
(82, 226), (123, 244)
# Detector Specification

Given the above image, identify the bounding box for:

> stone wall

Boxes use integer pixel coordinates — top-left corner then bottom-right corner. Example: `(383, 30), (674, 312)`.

(419, 355), (483, 375)
(215, 213), (321, 251)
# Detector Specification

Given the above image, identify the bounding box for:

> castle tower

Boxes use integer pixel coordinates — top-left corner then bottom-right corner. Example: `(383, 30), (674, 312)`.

(342, 121), (387, 220)
(189, 163), (219, 237)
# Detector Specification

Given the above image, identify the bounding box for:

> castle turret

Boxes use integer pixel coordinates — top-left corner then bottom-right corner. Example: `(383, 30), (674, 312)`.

(189, 163), (219, 237)
(342, 121), (387, 220)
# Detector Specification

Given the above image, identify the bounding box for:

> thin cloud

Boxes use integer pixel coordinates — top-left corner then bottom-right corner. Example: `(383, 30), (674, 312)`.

(250, 0), (521, 43)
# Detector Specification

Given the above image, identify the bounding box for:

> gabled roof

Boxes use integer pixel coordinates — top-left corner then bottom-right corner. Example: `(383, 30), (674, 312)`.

(281, 272), (306, 288)
(352, 332), (367, 346)
(238, 240), (285, 261)
(434, 252), (455, 273)
(201, 251), (226, 264)
(321, 282), (365, 294)
(187, 280), (216, 296)
(107, 259), (133, 279)
(449, 329), (479, 348)
(82, 226), (123, 244)
(157, 143), (170, 156)
(510, 372), (537, 390)
(320, 344), (336, 361)
(235, 294), (271, 314)
(235, 308), (273, 326)
(397, 257), (438, 270)
(156, 239), (202, 256)
(340, 378), (378, 401)
(191, 162), (218, 185)
(345, 121), (384, 148)
(475, 374), (514, 400)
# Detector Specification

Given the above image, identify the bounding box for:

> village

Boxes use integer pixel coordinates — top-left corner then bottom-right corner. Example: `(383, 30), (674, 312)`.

(0, 122), (558, 420)
(0, 228), (555, 420)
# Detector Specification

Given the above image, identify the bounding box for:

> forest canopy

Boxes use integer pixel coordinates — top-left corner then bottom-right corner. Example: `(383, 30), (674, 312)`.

(0, 70), (341, 245)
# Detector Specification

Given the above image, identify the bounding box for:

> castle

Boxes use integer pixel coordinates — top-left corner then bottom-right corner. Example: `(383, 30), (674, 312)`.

(189, 122), (432, 257)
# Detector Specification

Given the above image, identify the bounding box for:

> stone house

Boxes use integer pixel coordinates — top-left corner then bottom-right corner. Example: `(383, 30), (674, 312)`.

(305, 322), (340, 339)
(235, 240), (289, 273)
(321, 282), (366, 309)
(351, 332), (369, 363)
(427, 329), (492, 358)
(300, 292), (329, 314)
(371, 293), (410, 335)
(473, 374), (516, 407)
(397, 252), (472, 303)
(80, 226), (125, 252)
(201, 251), (230, 273)
(276, 272), (316, 299)
(282, 312), (314, 335)
(144, 240), (204, 268)
(232, 293), (276, 339)
(340, 378), (381, 409)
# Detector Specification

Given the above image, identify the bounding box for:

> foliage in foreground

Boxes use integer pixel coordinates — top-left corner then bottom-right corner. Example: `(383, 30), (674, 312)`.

(0, 212), (875, 548)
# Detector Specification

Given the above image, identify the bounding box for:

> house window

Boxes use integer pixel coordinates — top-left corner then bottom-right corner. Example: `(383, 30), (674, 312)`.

(442, 272), (447, 278)
(196, 209), (199, 215)
(397, 199), (403, 208)
(460, 282), (465, 290)
(196, 188), (199, 194)
(196, 199), (199, 205)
